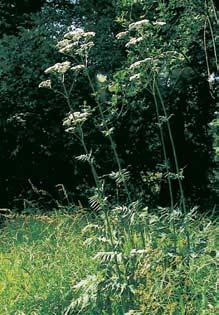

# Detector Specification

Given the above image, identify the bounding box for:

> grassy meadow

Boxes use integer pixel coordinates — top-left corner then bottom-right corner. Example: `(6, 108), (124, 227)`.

(0, 209), (217, 314)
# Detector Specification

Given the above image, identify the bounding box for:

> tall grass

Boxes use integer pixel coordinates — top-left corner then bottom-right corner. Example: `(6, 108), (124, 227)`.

(0, 213), (97, 315)
(0, 210), (217, 314)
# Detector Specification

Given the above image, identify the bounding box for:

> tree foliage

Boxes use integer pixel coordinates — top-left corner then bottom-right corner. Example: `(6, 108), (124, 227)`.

(0, 0), (217, 209)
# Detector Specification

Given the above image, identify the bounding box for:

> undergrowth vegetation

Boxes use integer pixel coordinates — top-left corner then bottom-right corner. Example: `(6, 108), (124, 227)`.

(0, 213), (97, 315)
(0, 210), (217, 314)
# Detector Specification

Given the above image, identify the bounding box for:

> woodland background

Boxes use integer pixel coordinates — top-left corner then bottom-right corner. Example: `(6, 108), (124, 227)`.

(0, 0), (218, 210)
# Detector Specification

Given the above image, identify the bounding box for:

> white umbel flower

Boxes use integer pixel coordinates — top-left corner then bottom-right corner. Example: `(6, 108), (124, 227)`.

(125, 37), (144, 48)
(208, 72), (219, 83)
(81, 31), (95, 38)
(96, 73), (107, 83)
(56, 39), (70, 50)
(153, 21), (166, 26)
(59, 42), (79, 54)
(63, 111), (91, 128)
(38, 80), (52, 89)
(45, 61), (71, 75)
(64, 31), (95, 41)
(64, 31), (84, 41)
(129, 19), (150, 30)
(129, 73), (141, 81)
(129, 58), (152, 69)
(76, 42), (95, 55)
(116, 31), (129, 39)
(71, 64), (85, 72)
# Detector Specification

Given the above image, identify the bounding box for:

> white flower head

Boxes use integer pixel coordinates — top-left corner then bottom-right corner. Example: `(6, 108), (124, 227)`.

(153, 21), (166, 26)
(129, 19), (150, 30)
(97, 73), (107, 83)
(63, 111), (91, 130)
(59, 42), (79, 54)
(125, 37), (144, 48)
(45, 61), (71, 75)
(76, 42), (95, 55)
(129, 73), (141, 81)
(208, 72), (219, 83)
(81, 32), (95, 38)
(116, 31), (129, 39)
(71, 64), (85, 72)
(39, 79), (52, 89)
(129, 58), (152, 69)
(64, 31), (95, 42)
(56, 39), (70, 50)
(64, 30), (84, 41)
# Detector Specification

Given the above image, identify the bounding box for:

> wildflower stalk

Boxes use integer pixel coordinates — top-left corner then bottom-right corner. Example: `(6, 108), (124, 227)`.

(152, 78), (174, 210)
(61, 79), (101, 190)
(154, 80), (186, 214)
(84, 69), (132, 203)
(152, 78), (177, 253)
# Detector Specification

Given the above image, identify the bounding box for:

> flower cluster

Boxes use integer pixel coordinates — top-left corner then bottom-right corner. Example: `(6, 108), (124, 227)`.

(63, 111), (91, 133)
(56, 30), (96, 56)
(38, 79), (52, 89)
(208, 72), (219, 84)
(129, 58), (152, 69)
(125, 36), (144, 48)
(129, 19), (150, 30)
(129, 73), (141, 81)
(44, 61), (71, 75)
(64, 31), (95, 41)
(153, 21), (166, 26)
(96, 73), (107, 83)
(71, 64), (85, 73)
(116, 31), (128, 39)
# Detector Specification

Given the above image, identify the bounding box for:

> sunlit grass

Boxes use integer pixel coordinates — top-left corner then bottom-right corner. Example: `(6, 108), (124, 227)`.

(0, 213), (97, 315)
(0, 210), (217, 314)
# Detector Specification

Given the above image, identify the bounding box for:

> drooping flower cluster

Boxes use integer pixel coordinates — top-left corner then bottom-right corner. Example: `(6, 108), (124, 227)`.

(208, 72), (219, 84)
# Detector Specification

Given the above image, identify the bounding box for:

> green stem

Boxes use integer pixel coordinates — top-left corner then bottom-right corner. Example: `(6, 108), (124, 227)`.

(85, 69), (132, 203)
(152, 78), (174, 210)
(155, 81), (186, 213)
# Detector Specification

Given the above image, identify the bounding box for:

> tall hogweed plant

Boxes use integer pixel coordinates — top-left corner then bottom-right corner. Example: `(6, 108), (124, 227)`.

(39, 1), (217, 313)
